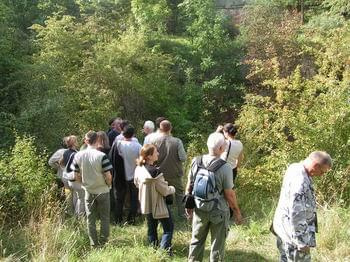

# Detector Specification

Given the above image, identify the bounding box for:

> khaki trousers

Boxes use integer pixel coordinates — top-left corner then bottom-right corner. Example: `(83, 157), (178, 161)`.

(188, 208), (230, 262)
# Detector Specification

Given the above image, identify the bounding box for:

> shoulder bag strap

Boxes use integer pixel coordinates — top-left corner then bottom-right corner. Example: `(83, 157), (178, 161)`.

(65, 152), (75, 170)
(225, 141), (231, 161)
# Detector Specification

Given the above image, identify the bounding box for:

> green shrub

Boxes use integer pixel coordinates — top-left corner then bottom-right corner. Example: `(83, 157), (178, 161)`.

(237, 3), (350, 204)
(0, 135), (54, 223)
(0, 152), (25, 223)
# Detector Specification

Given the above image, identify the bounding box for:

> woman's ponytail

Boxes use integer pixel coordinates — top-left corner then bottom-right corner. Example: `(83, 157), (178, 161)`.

(136, 144), (156, 166)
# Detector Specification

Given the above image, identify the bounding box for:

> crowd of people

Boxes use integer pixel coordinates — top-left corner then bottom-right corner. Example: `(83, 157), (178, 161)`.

(48, 117), (332, 262)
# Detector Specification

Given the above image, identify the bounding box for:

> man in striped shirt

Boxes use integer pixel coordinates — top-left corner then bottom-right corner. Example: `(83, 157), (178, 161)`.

(72, 131), (113, 247)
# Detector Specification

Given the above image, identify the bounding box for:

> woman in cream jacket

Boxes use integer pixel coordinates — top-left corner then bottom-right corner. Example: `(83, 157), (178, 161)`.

(134, 144), (175, 254)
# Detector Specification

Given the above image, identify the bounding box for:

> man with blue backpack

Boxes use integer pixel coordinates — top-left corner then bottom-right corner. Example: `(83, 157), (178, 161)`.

(184, 132), (242, 262)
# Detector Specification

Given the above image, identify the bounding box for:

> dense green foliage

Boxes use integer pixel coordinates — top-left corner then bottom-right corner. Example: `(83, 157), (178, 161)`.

(0, 0), (244, 151)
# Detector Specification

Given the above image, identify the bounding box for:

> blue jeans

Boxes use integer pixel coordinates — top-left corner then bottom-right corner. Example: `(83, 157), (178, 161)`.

(146, 208), (174, 250)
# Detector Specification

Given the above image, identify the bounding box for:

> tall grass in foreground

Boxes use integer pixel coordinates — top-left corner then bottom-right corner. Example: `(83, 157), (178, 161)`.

(0, 191), (349, 261)
(315, 205), (350, 261)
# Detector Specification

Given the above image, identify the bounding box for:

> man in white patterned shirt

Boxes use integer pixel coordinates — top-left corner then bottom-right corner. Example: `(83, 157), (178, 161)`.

(273, 151), (332, 261)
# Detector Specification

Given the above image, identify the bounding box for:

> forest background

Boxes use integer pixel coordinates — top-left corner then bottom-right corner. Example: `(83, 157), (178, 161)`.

(0, 0), (350, 261)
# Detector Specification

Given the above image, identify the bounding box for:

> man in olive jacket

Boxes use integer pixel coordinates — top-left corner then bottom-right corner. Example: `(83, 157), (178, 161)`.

(152, 120), (187, 217)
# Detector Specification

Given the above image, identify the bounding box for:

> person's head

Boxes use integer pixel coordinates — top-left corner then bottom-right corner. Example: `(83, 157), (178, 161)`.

(304, 151), (332, 177)
(137, 144), (158, 166)
(96, 131), (110, 150)
(155, 117), (166, 129)
(113, 118), (122, 132)
(216, 125), (224, 134)
(109, 117), (117, 127)
(123, 125), (135, 139)
(62, 136), (68, 148)
(159, 120), (172, 134)
(207, 132), (226, 156)
(84, 131), (98, 145)
(223, 123), (238, 139)
(66, 135), (78, 149)
(120, 120), (130, 132)
(143, 120), (155, 135)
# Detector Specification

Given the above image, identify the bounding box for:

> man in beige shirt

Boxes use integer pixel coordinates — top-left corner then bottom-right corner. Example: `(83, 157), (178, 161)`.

(72, 131), (113, 247)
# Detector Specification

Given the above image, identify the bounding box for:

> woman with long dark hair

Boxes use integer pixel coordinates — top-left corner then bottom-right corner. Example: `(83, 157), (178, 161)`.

(221, 123), (244, 183)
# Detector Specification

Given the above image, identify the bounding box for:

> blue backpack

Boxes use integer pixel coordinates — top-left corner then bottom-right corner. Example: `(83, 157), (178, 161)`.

(192, 156), (226, 211)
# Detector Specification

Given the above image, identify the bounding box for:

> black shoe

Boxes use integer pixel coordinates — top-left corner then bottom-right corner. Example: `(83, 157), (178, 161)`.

(167, 247), (173, 257)
(126, 215), (136, 225)
(126, 219), (135, 225)
(114, 217), (123, 226)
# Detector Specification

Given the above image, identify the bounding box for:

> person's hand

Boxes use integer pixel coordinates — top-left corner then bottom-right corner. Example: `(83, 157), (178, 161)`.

(216, 125), (224, 133)
(298, 246), (310, 253)
(233, 209), (243, 225)
(185, 208), (193, 219)
(75, 172), (82, 183)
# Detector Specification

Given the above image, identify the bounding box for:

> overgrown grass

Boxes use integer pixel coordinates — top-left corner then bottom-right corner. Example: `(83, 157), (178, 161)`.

(1, 191), (349, 261)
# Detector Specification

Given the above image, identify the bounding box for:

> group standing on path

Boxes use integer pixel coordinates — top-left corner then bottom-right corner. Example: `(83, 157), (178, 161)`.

(48, 117), (331, 262)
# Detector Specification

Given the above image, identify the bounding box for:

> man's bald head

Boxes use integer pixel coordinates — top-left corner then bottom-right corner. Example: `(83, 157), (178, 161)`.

(160, 120), (172, 134)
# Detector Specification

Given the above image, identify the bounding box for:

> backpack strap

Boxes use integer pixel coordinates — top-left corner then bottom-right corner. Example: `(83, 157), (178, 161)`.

(191, 156), (203, 183)
(195, 156), (204, 169)
(207, 158), (226, 173)
(194, 156), (226, 173)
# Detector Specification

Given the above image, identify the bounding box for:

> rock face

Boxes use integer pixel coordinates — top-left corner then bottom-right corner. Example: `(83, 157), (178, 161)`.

(216, 0), (247, 8)
(216, 0), (247, 25)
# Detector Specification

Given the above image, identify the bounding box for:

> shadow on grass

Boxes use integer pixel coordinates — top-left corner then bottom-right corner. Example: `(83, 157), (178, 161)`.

(226, 249), (274, 262)
(170, 244), (274, 262)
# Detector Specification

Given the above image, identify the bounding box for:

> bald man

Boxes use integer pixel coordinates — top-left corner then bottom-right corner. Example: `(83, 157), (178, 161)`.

(272, 151), (332, 262)
(153, 120), (187, 217)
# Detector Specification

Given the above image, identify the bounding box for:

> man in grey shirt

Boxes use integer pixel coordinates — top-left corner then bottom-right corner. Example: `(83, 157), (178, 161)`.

(72, 131), (113, 247)
(185, 132), (242, 261)
(153, 120), (187, 217)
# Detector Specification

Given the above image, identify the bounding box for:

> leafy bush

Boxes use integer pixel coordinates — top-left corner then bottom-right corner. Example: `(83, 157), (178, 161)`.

(238, 2), (350, 204)
(0, 152), (25, 223)
(0, 135), (54, 223)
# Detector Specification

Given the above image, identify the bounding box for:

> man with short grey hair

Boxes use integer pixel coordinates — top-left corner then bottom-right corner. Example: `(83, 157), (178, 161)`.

(186, 132), (242, 261)
(72, 131), (113, 247)
(108, 117), (122, 146)
(147, 117), (166, 144)
(272, 151), (332, 262)
(143, 120), (155, 145)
